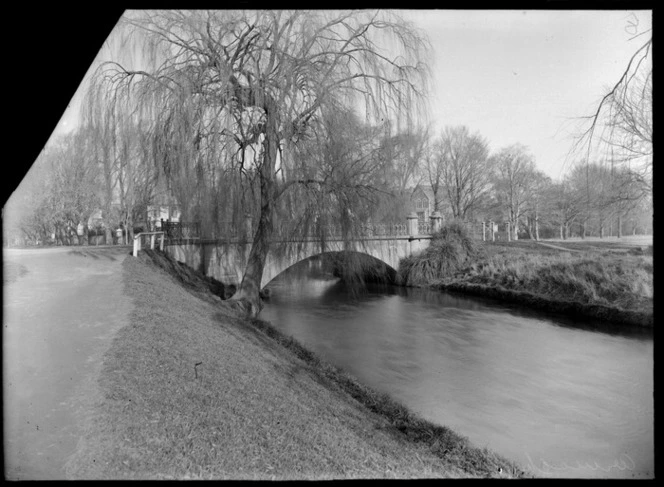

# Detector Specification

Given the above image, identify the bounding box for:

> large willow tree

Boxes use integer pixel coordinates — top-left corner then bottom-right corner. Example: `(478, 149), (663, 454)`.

(89, 9), (430, 316)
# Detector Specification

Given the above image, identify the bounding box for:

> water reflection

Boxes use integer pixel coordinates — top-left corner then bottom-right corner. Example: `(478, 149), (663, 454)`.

(260, 263), (654, 479)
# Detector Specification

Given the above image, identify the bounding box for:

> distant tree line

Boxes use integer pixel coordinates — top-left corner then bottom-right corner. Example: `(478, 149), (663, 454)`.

(417, 124), (651, 240)
(4, 117), (160, 247)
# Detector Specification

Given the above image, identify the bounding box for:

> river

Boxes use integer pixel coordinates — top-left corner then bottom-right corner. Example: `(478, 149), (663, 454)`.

(259, 260), (654, 479)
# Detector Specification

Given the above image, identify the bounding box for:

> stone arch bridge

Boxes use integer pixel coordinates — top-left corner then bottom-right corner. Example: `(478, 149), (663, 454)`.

(164, 215), (439, 289)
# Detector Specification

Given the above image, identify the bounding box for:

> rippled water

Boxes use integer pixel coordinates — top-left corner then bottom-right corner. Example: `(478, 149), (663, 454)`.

(260, 266), (654, 479)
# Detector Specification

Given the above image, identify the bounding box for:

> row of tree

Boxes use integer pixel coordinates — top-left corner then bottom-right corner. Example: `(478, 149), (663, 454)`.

(4, 118), (161, 247)
(417, 125), (651, 240)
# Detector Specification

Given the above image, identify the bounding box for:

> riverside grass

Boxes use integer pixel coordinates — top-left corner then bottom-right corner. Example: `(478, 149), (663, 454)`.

(398, 224), (653, 327)
(64, 250), (525, 479)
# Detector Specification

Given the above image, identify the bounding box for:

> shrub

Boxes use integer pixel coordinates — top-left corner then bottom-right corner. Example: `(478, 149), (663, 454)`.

(398, 222), (485, 286)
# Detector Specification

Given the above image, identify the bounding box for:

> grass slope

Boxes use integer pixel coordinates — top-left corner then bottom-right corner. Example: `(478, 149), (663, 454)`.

(64, 250), (524, 479)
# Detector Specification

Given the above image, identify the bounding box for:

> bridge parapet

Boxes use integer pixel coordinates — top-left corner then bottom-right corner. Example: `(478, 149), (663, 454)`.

(299, 223), (410, 239)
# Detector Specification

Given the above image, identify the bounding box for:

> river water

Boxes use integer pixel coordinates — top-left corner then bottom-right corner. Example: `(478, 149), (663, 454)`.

(259, 261), (654, 479)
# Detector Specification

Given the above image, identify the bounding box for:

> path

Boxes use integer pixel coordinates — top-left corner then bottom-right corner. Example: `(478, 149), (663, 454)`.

(3, 246), (132, 480)
(536, 235), (652, 253)
(534, 241), (584, 253)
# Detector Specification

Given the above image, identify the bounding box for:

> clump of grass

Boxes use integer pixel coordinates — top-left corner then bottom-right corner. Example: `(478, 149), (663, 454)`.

(398, 222), (486, 286)
(400, 235), (653, 325)
(451, 246), (653, 320)
(528, 258), (652, 309)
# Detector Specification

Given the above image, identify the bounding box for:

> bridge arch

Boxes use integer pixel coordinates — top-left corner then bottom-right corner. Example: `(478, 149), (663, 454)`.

(261, 250), (398, 289)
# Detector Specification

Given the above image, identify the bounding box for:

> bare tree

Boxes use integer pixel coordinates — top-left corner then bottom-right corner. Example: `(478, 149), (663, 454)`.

(525, 171), (552, 241)
(564, 159), (646, 238)
(370, 125), (431, 223)
(90, 10), (430, 316)
(491, 144), (538, 240)
(547, 179), (585, 240)
(436, 125), (492, 220)
(3, 156), (54, 246)
(379, 126), (429, 194)
(423, 133), (445, 214)
(84, 83), (162, 244)
(574, 20), (652, 197)
(4, 129), (103, 246)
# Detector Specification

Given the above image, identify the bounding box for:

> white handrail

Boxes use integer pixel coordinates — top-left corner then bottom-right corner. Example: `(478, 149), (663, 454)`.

(133, 232), (165, 257)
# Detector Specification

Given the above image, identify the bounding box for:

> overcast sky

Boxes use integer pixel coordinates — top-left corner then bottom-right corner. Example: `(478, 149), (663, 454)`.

(54, 9), (652, 181)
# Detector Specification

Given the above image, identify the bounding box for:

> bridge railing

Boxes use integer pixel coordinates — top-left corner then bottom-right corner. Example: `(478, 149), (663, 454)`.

(362, 223), (409, 236)
(152, 216), (529, 247)
(417, 221), (431, 235)
(296, 223), (410, 239)
(159, 220), (201, 240)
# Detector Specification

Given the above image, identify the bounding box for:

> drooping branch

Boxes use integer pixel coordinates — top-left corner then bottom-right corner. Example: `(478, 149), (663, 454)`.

(571, 33), (652, 200)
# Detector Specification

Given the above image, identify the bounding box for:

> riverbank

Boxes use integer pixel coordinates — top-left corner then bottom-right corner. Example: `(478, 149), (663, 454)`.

(64, 250), (525, 479)
(399, 226), (653, 328)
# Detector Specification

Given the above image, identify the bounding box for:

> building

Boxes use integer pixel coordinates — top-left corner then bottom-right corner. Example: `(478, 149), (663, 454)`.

(409, 184), (439, 223)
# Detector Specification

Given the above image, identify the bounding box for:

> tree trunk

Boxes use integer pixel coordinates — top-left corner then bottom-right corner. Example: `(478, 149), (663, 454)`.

(126, 214), (134, 245)
(228, 112), (279, 317)
(525, 217), (534, 240)
(617, 214), (623, 238)
(512, 219), (519, 240)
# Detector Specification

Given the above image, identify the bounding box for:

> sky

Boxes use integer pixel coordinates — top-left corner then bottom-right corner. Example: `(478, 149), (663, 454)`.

(398, 9), (652, 179)
(53, 9), (652, 182)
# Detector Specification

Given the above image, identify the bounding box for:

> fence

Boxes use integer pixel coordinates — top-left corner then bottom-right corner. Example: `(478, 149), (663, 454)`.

(457, 221), (486, 240)
(443, 221), (518, 242)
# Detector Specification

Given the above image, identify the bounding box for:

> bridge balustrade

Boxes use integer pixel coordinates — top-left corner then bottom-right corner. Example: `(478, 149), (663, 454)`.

(152, 217), (498, 243)
(296, 223), (410, 239)
(417, 221), (431, 235)
(159, 220), (202, 240)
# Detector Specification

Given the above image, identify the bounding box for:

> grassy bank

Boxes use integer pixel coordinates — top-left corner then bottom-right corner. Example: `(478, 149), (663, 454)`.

(398, 223), (653, 327)
(64, 250), (525, 479)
